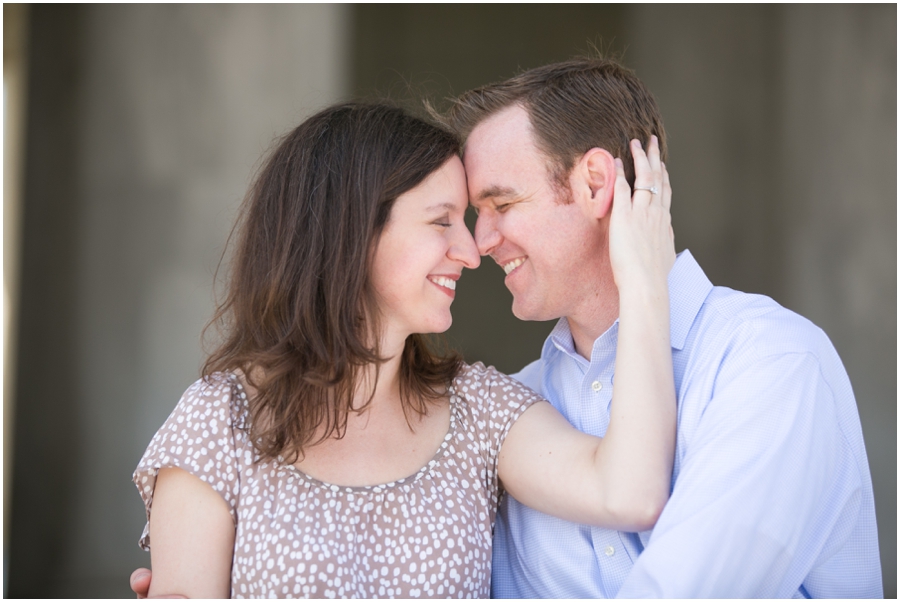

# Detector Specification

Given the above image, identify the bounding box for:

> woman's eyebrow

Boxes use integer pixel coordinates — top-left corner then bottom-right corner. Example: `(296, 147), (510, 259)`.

(424, 201), (460, 213)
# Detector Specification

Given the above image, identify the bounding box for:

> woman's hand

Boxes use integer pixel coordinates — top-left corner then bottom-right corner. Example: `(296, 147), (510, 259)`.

(494, 136), (677, 530)
(608, 136), (674, 296)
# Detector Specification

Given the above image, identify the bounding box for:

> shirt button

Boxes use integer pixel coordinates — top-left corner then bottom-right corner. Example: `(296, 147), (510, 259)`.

(591, 380), (603, 392)
(605, 545), (615, 557)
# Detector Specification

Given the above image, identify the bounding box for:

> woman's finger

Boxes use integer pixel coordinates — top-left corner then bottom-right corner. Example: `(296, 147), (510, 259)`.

(643, 135), (663, 206)
(646, 134), (662, 179)
(660, 160), (672, 212)
(612, 157), (632, 216)
(630, 139), (655, 208)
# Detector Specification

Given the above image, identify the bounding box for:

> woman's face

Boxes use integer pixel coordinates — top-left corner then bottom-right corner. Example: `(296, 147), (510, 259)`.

(370, 156), (480, 346)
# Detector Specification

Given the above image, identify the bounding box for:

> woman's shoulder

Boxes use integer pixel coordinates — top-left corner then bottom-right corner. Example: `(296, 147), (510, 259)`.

(455, 362), (538, 393)
(184, 370), (243, 398)
(136, 373), (251, 470)
(452, 361), (495, 398)
(449, 363), (545, 463)
(453, 362), (545, 413)
(141, 371), (249, 456)
(455, 360), (506, 382)
(174, 371), (251, 426)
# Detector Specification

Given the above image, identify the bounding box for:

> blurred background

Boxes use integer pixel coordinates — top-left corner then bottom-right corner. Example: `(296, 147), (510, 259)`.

(3, 4), (895, 597)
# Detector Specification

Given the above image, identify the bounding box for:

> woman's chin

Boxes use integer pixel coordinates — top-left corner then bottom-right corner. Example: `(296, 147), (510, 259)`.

(418, 314), (453, 335)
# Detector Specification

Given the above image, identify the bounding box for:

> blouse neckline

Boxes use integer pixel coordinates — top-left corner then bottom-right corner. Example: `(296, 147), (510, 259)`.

(228, 371), (461, 493)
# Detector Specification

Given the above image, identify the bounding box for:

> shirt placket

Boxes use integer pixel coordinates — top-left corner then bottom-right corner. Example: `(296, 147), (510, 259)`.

(586, 329), (637, 596)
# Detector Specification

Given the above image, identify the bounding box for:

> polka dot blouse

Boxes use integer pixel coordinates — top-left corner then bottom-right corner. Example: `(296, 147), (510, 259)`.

(134, 362), (542, 598)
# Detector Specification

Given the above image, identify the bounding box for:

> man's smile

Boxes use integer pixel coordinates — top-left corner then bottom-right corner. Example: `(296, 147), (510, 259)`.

(501, 256), (526, 275)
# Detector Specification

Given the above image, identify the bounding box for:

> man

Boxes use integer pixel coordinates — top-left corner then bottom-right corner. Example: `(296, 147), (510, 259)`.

(132, 57), (882, 598)
(445, 57), (881, 598)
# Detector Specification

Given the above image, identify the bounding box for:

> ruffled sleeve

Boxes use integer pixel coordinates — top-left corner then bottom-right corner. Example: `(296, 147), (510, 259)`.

(453, 362), (545, 494)
(133, 373), (247, 551)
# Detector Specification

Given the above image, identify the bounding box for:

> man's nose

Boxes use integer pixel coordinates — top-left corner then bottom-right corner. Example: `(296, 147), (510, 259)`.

(474, 212), (502, 257)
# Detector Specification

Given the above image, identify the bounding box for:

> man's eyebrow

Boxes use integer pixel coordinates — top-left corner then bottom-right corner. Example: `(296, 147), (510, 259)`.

(474, 186), (518, 202)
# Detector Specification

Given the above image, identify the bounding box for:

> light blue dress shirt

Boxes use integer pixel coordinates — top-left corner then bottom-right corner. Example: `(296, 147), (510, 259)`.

(491, 250), (882, 598)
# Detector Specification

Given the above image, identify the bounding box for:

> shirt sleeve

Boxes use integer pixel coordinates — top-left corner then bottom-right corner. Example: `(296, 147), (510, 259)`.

(133, 373), (244, 551)
(616, 351), (863, 598)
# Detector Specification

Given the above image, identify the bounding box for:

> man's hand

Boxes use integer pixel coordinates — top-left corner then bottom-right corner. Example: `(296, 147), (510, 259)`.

(129, 568), (186, 599)
(131, 568), (151, 599)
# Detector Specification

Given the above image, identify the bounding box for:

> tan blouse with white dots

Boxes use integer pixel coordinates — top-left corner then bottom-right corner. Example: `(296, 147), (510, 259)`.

(134, 362), (541, 598)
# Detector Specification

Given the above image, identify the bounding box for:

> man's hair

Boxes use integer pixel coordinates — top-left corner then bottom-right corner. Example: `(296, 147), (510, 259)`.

(203, 102), (463, 463)
(443, 56), (667, 191)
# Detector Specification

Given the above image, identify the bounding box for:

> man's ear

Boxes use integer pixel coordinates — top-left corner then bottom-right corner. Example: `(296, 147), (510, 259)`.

(571, 148), (616, 220)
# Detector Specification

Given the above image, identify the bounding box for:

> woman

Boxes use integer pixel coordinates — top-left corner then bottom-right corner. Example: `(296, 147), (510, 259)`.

(133, 102), (675, 598)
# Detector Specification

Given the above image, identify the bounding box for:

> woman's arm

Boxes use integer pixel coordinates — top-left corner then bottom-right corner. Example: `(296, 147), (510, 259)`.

(146, 467), (235, 598)
(498, 137), (676, 531)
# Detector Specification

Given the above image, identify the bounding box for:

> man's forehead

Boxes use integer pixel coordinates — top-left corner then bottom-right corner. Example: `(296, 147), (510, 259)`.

(463, 114), (533, 184)
(464, 112), (546, 201)
(465, 105), (533, 155)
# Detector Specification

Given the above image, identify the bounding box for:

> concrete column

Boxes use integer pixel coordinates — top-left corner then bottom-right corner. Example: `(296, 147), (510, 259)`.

(627, 5), (895, 595)
(9, 5), (349, 596)
(628, 4), (786, 297)
(3, 4), (30, 594)
(780, 5), (896, 592)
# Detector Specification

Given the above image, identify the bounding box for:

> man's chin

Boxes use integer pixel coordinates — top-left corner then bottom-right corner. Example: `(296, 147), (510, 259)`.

(511, 301), (554, 323)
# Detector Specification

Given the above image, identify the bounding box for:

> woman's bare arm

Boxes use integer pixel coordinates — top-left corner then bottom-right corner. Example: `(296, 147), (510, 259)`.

(147, 467), (235, 598)
(498, 137), (676, 531)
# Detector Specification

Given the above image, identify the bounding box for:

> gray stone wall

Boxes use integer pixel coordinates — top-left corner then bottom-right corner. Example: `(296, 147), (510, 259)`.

(628, 6), (895, 592)
(781, 7), (895, 589)
(8, 5), (348, 596)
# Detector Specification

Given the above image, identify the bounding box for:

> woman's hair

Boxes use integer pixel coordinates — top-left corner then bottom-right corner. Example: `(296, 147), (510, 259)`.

(203, 102), (464, 462)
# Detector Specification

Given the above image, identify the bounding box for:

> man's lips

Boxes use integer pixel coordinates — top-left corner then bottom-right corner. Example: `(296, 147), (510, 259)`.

(501, 256), (526, 275)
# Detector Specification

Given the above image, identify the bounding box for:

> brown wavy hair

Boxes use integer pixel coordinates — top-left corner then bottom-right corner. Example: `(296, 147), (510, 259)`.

(441, 56), (667, 192)
(203, 102), (464, 463)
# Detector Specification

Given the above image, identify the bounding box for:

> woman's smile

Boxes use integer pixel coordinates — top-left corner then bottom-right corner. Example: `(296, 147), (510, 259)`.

(427, 274), (459, 298)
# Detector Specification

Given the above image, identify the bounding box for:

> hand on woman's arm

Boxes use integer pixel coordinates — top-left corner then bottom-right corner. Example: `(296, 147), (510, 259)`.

(146, 467), (235, 598)
(498, 137), (676, 531)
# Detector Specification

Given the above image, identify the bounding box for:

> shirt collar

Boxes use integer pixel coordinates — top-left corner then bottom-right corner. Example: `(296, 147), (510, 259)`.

(544, 317), (583, 362)
(541, 249), (713, 362)
(667, 249), (713, 350)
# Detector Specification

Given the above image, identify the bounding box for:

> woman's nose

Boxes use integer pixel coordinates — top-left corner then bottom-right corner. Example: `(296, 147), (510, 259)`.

(450, 226), (481, 269)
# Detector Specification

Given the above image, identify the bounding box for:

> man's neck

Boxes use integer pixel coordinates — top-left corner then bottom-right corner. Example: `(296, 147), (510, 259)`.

(559, 241), (619, 360)
(567, 291), (620, 361)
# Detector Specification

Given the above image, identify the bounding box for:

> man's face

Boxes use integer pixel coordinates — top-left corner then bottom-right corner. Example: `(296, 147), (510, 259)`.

(464, 104), (607, 323)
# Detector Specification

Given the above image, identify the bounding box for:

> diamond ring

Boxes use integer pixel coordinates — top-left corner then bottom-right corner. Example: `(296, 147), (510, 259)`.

(634, 186), (659, 195)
